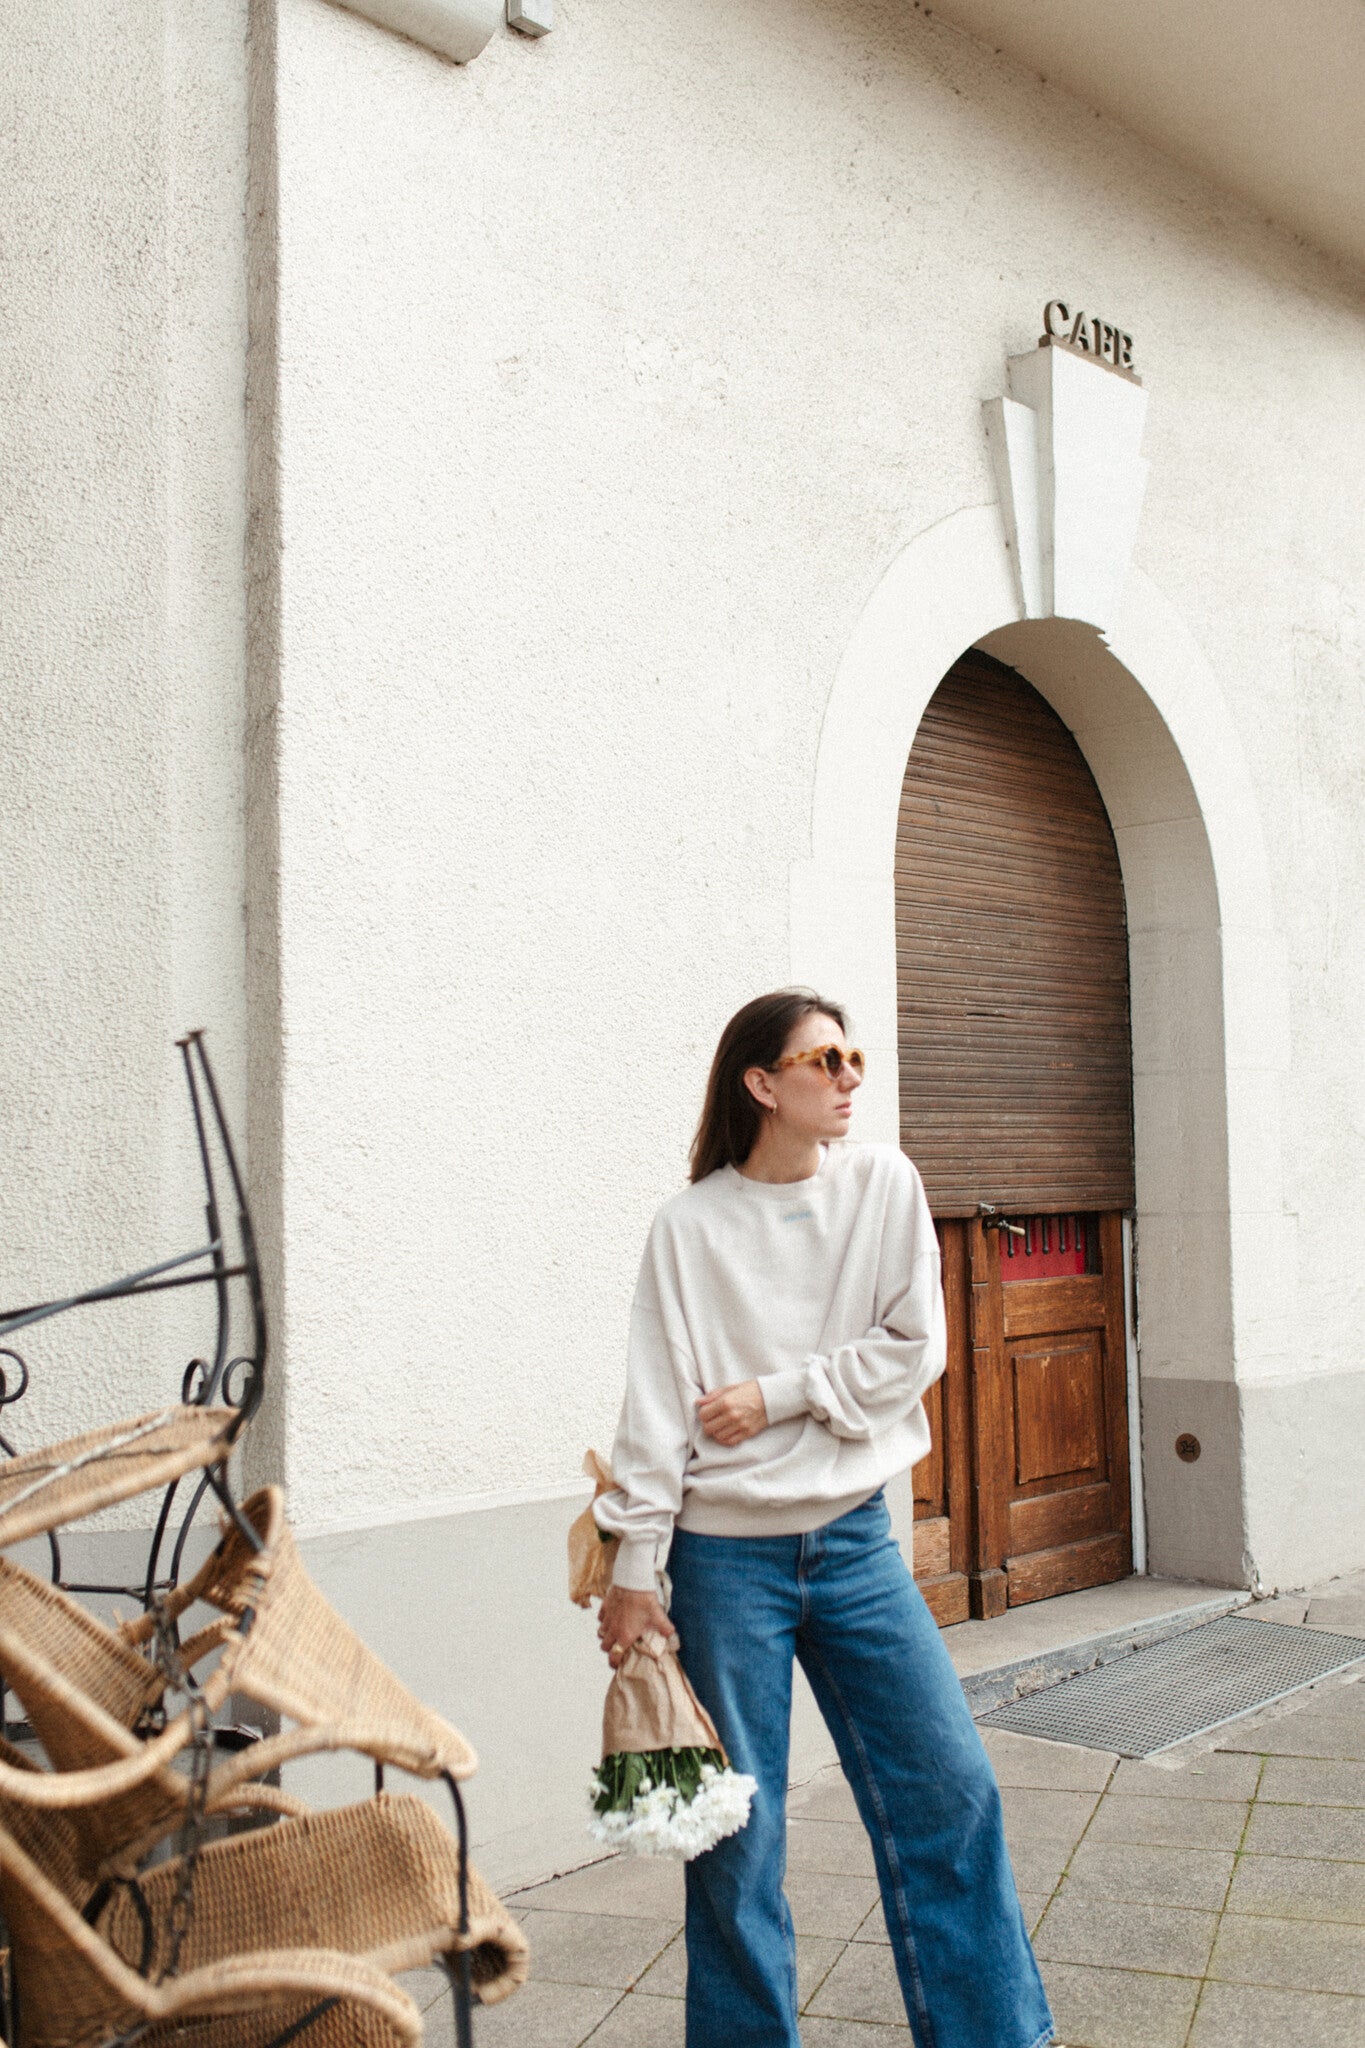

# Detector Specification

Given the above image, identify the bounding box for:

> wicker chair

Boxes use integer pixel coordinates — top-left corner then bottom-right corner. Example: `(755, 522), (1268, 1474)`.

(0, 1506), (525, 2048)
(0, 1041), (523, 2045)
(128, 1483), (478, 1785)
(0, 1487), (475, 1868)
(0, 1556), (303, 1879)
(0, 1731), (527, 2048)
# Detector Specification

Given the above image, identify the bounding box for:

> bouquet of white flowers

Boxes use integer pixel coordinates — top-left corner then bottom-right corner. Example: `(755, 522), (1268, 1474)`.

(587, 1628), (757, 1860)
(569, 1453), (756, 1862)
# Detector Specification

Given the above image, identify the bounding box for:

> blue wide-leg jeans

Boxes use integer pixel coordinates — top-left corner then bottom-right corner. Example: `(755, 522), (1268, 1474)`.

(668, 1493), (1053, 2048)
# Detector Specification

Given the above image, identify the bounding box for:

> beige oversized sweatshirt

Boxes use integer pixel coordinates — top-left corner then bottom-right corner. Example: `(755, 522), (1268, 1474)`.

(593, 1141), (947, 1593)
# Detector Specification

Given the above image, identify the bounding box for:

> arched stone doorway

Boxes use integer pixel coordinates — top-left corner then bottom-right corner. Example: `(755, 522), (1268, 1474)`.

(791, 508), (1287, 1594)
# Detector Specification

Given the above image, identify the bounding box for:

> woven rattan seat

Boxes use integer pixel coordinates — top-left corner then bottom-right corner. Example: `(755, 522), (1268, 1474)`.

(125, 1484), (477, 1783)
(104, 1794), (529, 2007)
(6, 1871), (422, 2048)
(0, 1768), (525, 2048)
(0, 1810), (421, 2048)
(0, 1406), (238, 1551)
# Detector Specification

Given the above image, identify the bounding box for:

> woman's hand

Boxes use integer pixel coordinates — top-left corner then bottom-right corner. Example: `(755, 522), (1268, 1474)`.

(598, 1584), (675, 1666)
(697, 1379), (769, 1447)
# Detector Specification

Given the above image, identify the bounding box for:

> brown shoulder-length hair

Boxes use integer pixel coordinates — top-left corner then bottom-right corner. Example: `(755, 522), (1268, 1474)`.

(689, 988), (849, 1183)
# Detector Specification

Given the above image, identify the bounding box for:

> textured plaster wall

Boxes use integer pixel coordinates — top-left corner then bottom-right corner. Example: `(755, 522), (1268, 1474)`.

(0, 3), (250, 1474)
(262, 0), (1365, 1577)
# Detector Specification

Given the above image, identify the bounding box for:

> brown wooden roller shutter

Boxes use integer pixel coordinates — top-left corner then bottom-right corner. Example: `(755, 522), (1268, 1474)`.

(896, 649), (1134, 1218)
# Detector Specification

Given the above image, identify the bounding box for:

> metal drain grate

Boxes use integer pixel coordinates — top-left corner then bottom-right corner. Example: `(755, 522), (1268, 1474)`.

(978, 1616), (1365, 1757)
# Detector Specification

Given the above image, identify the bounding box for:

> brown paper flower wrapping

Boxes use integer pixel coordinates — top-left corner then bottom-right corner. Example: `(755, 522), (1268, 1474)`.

(601, 1629), (724, 1762)
(568, 1449), (621, 1608)
(589, 1630), (756, 1858)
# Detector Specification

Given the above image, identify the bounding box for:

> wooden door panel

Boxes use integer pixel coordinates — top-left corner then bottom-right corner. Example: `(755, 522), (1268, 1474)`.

(1009, 1479), (1116, 1555)
(967, 1215), (1011, 1616)
(1002, 1275), (1106, 1338)
(1011, 1335), (1106, 1486)
(1006, 1532), (1130, 1605)
(912, 1515), (952, 1580)
(913, 1375), (947, 1517)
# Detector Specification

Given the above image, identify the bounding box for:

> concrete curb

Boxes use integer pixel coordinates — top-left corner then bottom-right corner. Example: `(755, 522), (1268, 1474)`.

(962, 1589), (1253, 1718)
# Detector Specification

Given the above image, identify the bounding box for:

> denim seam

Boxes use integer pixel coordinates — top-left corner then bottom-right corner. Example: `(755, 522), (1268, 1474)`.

(799, 1634), (936, 2048)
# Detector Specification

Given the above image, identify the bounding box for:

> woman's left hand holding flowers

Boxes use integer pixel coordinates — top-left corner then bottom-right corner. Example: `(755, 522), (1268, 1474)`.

(697, 1379), (769, 1446)
(598, 1585), (676, 1666)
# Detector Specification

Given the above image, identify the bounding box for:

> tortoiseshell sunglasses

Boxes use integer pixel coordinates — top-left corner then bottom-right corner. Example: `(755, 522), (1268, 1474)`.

(772, 1044), (866, 1080)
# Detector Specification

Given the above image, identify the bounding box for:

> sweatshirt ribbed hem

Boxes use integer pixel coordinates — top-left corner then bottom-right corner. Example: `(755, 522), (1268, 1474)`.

(675, 1483), (881, 1539)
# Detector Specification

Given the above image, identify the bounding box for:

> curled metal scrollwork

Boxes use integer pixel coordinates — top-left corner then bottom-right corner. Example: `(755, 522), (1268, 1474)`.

(0, 1347), (31, 1420)
(181, 1352), (260, 1413)
(221, 1354), (260, 1412)
(181, 1356), (213, 1407)
(0, 1348), (31, 1460)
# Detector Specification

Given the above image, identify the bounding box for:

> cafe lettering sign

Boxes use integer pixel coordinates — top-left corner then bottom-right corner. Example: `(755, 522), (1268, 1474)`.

(1041, 300), (1138, 380)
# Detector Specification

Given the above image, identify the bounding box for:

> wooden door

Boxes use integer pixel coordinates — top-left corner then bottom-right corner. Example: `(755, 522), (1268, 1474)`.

(966, 1210), (1130, 1615)
(897, 650), (1136, 1618)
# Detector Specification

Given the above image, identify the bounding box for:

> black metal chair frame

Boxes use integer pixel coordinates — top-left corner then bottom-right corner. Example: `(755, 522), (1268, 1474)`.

(0, 1034), (265, 1598)
(0, 1034), (474, 2048)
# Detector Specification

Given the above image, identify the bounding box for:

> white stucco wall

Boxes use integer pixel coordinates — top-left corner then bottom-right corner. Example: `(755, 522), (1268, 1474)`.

(1, 0), (1361, 1890)
(0, 3), (250, 1468)
(4, 0), (1362, 1601)
(255, 0), (1365, 1591)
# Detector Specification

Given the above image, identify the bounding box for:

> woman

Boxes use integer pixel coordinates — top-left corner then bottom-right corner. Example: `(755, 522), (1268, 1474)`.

(594, 989), (1054, 2048)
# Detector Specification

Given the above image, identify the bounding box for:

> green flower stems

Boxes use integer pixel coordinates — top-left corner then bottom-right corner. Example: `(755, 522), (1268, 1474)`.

(591, 1745), (729, 1814)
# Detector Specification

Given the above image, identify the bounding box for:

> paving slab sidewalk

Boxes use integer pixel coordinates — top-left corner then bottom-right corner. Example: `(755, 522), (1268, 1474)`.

(406, 1570), (1365, 2047)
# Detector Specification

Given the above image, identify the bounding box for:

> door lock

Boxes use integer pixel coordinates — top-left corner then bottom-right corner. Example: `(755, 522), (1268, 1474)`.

(977, 1202), (1025, 1239)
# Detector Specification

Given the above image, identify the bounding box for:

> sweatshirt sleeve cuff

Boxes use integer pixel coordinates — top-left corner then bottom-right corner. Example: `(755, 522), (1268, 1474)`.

(610, 1535), (665, 1593)
(759, 1366), (811, 1426)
